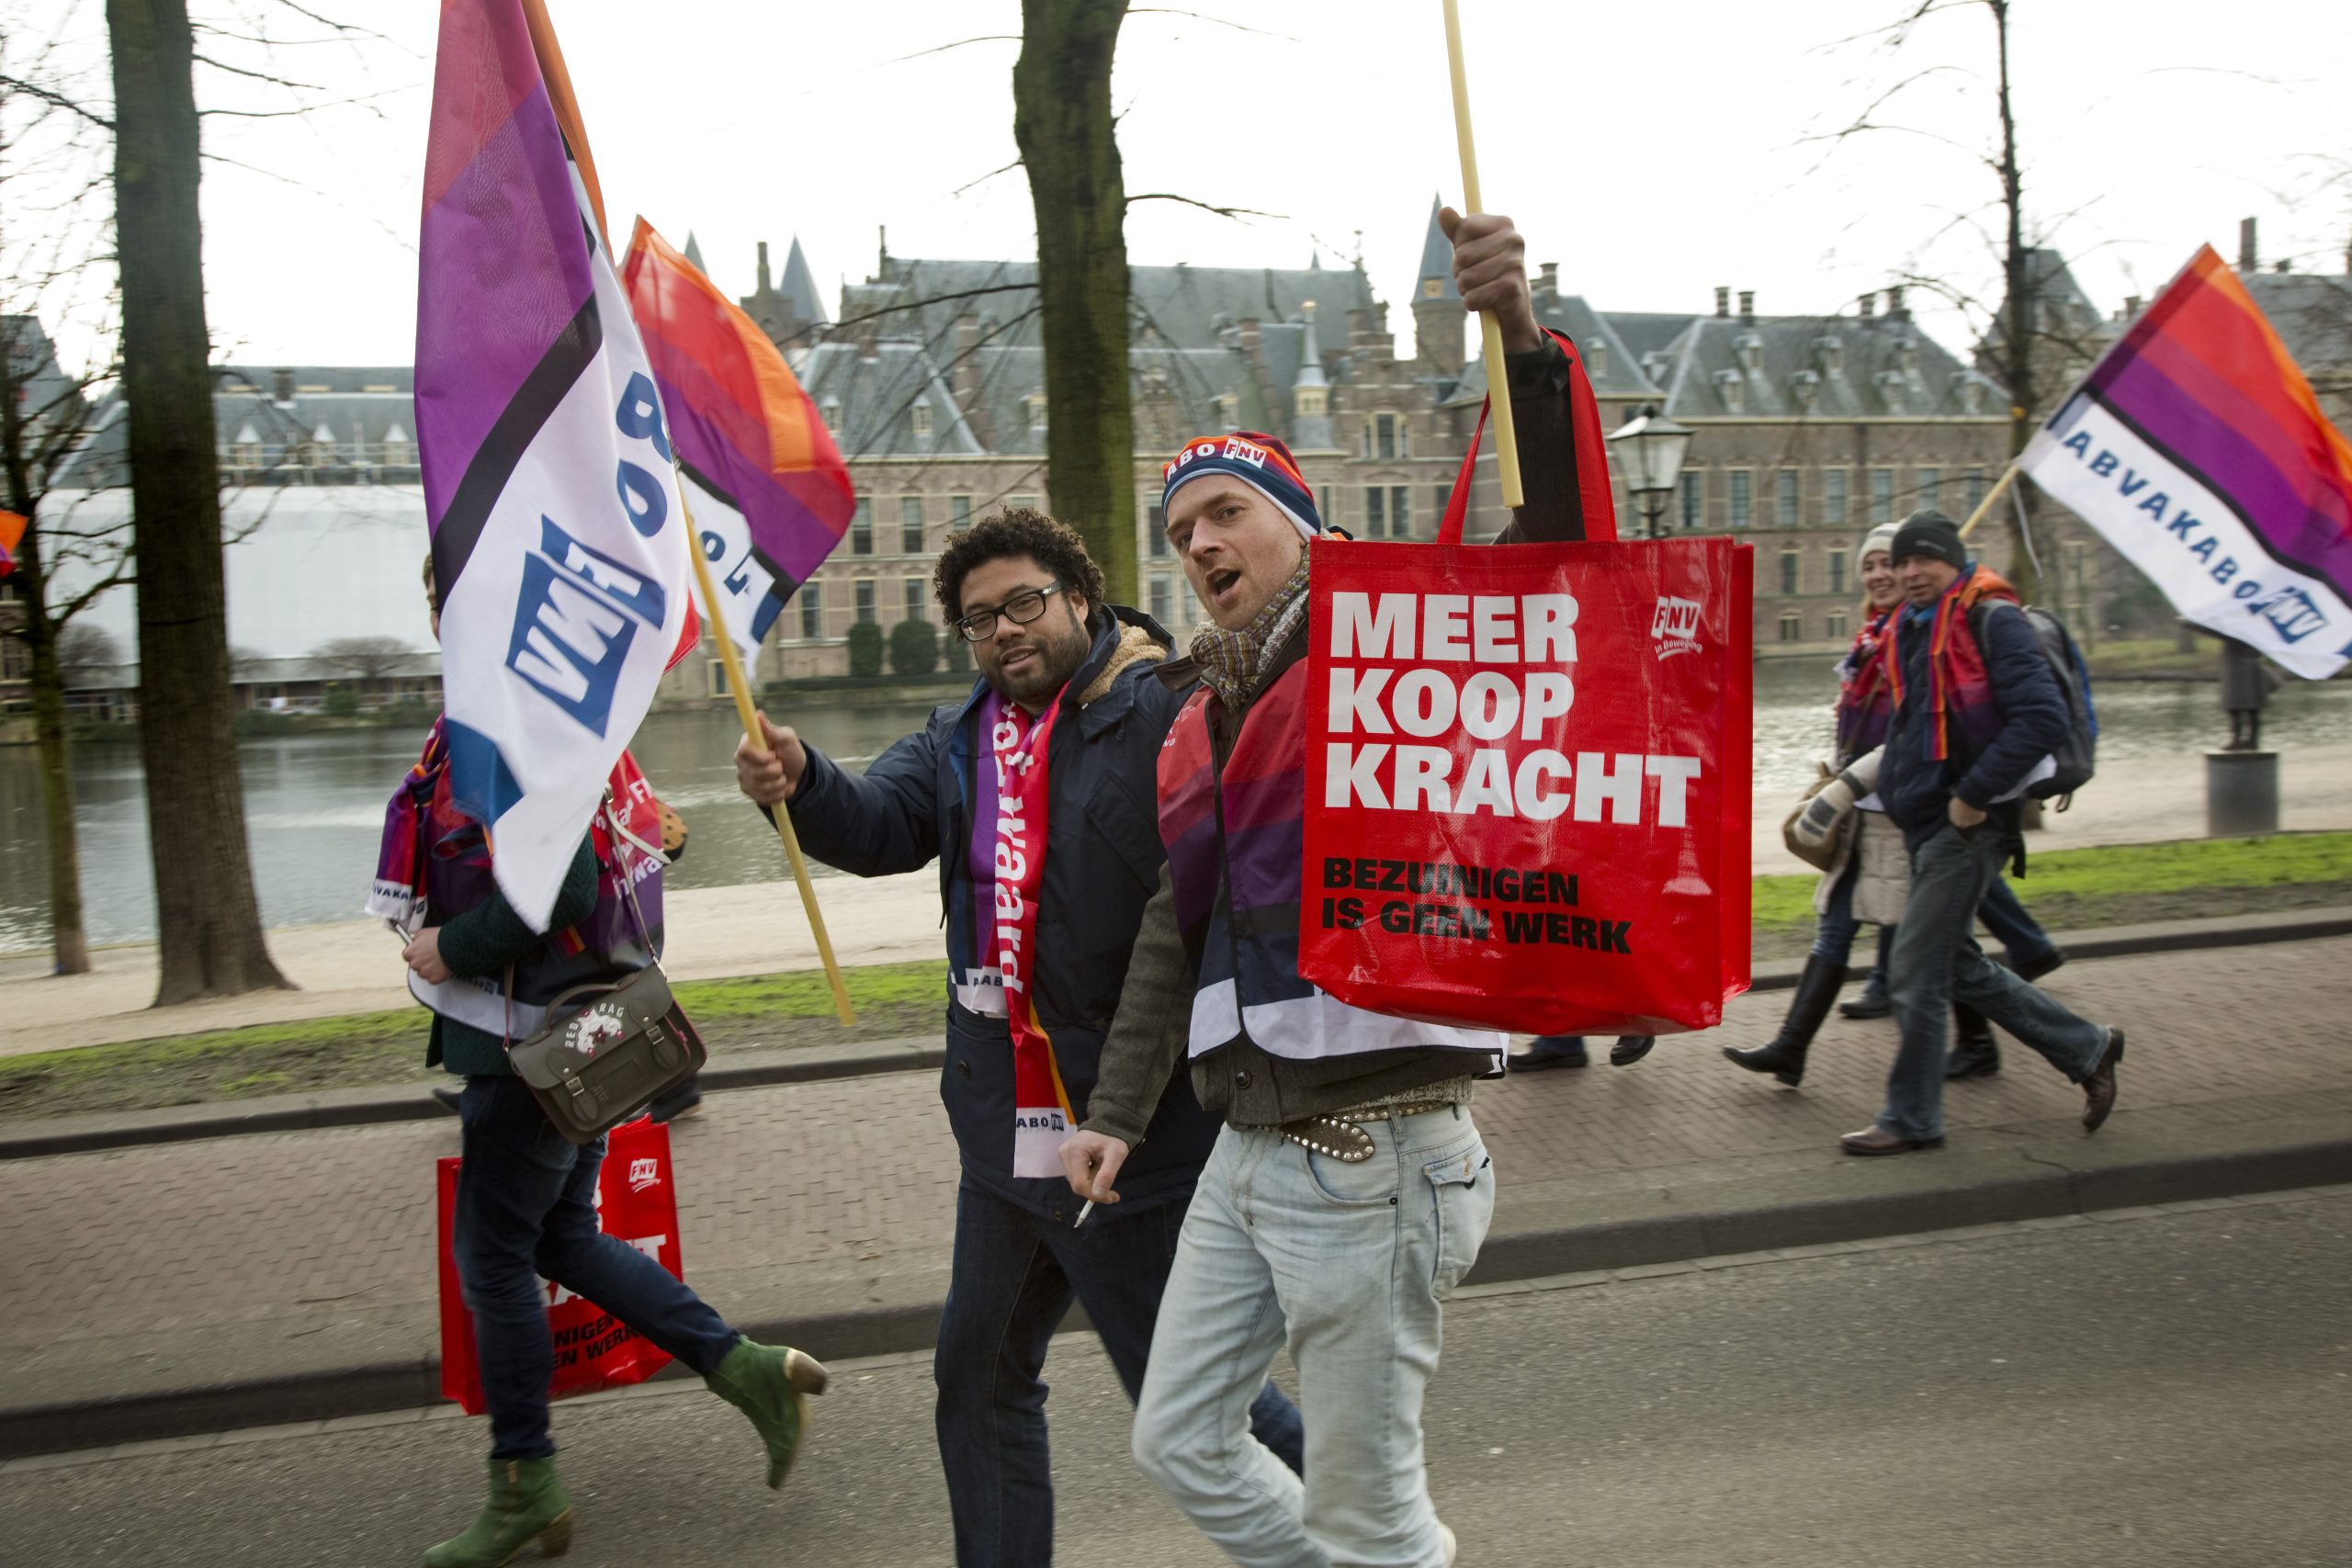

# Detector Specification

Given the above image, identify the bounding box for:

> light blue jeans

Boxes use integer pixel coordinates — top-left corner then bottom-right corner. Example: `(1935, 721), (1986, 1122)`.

(1133, 1109), (1495, 1568)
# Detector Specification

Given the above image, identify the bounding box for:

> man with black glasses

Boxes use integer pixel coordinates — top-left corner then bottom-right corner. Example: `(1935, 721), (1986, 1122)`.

(734, 508), (1301, 1567)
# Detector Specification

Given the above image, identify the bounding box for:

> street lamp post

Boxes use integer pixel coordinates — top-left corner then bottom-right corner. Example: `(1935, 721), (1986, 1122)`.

(1605, 404), (1696, 539)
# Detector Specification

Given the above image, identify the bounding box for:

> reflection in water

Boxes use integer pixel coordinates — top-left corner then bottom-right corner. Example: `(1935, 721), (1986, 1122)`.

(3, 670), (2346, 953)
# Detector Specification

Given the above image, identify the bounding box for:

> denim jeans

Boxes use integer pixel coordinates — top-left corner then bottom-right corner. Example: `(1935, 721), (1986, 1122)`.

(1977, 874), (2056, 966)
(452, 1075), (739, 1460)
(1134, 1109), (1495, 1568)
(1810, 861), (1864, 964)
(934, 1179), (1304, 1568)
(1881, 825), (2109, 1141)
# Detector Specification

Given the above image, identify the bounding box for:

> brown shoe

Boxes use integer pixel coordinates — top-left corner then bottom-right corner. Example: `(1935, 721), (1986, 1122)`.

(1839, 1125), (1945, 1156)
(2081, 1028), (2125, 1132)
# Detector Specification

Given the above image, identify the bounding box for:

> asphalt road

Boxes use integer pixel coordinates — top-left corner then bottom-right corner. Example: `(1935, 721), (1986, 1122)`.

(4, 1190), (2346, 1568)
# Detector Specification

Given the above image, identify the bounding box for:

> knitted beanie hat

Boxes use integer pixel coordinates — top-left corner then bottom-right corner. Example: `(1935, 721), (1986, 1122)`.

(1159, 431), (1322, 539)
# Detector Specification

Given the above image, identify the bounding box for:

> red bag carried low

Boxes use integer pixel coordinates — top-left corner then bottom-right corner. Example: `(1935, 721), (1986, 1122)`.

(436, 1115), (686, 1413)
(1297, 344), (1752, 1036)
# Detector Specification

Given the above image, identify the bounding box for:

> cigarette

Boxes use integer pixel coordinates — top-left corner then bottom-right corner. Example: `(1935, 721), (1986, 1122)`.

(1074, 1199), (1095, 1227)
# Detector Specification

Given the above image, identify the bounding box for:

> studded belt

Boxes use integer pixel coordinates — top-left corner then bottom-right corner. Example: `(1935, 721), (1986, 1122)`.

(1278, 1100), (1453, 1164)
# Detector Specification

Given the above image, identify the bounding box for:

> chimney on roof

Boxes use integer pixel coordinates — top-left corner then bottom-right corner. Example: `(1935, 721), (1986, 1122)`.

(1713, 286), (1730, 318)
(1886, 284), (1908, 321)
(1737, 289), (1755, 324)
(2239, 217), (2257, 274)
(1858, 292), (1875, 319)
(2122, 294), (2143, 321)
(272, 367), (296, 405)
(1537, 262), (1558, 300)
(756, 241), (772, 296)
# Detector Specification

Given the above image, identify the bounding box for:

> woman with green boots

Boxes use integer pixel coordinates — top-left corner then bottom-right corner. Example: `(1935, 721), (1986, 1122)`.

(384, 558), (828, 1566)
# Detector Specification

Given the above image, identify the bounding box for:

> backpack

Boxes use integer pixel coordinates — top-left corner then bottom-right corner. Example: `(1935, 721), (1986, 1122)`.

(1972, 601), (2098, 808)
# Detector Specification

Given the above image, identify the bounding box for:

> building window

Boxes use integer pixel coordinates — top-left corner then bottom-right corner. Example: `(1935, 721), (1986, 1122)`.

(1679, 470), (1703, 529)
(1871, 468), (1896, 525)
(851, 498), (873, 555)
(1374, 412), (1397, 460)
(2064, 540), (2090, 591)
(1024, 394), (1047, 432)
(1388, 486), (1411, 541)
(1776, 469), (1800, 527)
(900, 495), (924, 553)
(1778, 612), (1803, 643)
(902, 577), (927, 622)
(1148, 502), (1170, 558)
(1917, 467), (1940, 513)
(1826, 611), (1849, 641)
(820, 397), (841, 434)
(1728, 469), (1752, 529)
(798, 583), (824, 640)
(708, 660), (729, 699)
(1436, 482), (1452, 528)
(1824, 467), (1849, 525)
(912, 400), (933, 439)
(1149, 575), (1174, 626)
(1010, 494), (1039, 513)
(1364, 486), (1386, 539)
(1780, 548), (1801, 596)
(1965, 466), (1988, 514)
(1423, 277), (1442, 298)
(854, 579), (876, 623)
(950, 494), (974, 530)
(1826, 549), (1848, 596)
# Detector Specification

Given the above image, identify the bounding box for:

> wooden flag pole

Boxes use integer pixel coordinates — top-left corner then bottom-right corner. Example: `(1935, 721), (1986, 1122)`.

(1442, 0), (1523, 509)
(1956, 462), (2022, 541)
(676, 489), (856, 1028)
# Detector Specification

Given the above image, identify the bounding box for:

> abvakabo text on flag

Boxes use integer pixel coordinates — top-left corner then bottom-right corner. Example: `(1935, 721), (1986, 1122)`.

(415, 0), (696, 931)
(2019, 244), (2352, 681)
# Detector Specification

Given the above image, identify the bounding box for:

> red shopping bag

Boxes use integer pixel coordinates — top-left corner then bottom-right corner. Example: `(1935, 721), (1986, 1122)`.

(436, 1116), (686, 1413)
(1297, 395), (1752, 1036)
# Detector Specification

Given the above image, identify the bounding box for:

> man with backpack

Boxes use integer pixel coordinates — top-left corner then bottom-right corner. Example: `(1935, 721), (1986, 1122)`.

(1840, 511), (2126, 1156)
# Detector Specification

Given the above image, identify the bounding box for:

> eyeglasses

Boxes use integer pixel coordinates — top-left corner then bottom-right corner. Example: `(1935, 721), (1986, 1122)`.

(954, 581), (1065, 643)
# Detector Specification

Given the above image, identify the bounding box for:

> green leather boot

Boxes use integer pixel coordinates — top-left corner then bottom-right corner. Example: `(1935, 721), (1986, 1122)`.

(706, 1337), (831, 1489)
(424, 1456), (572, 1567)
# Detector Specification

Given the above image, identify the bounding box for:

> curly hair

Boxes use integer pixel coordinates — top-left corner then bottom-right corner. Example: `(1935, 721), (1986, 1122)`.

(932, 506), (1107, 620)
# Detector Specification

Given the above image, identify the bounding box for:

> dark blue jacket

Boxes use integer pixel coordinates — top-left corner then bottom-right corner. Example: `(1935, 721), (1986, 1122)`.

(783, 604), (1217, 1219)
(1881, 594), (2068, 851)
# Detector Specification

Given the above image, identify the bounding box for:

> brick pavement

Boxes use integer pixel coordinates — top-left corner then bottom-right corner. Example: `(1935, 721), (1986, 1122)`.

(3, 937), (2348, 1413)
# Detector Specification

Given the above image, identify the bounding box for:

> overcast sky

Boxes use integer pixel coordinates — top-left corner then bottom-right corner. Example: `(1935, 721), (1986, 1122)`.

(9, 0), (2348, 379)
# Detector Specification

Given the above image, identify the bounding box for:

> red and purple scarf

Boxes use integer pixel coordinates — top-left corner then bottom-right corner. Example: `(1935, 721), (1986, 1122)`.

(970, 687), (1075, 1179)
(1883, 566), (2020, 762)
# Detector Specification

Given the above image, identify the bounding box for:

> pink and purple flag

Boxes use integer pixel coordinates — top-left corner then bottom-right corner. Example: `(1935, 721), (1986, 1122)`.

(2021, 244), (2352, 679)
(621, 220), (856, 662)
(414, 0), (697, 931)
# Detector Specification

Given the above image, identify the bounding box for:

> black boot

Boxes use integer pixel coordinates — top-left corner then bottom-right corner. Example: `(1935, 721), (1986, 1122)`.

(1946, 1003), (2001, 1078)
(1838, 970), (1892, 1020)
(1724, 956), (1847, 1088)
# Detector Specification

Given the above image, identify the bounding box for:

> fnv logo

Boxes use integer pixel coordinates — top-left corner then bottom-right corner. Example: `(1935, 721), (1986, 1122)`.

(627, 1156), (662, 1194)
(1651, 595), (1702, 660)
(564, 1001), (628, 1058)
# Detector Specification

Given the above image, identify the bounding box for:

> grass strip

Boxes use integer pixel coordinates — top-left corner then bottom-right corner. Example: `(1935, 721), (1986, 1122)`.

(6, 833), (2346, 1120)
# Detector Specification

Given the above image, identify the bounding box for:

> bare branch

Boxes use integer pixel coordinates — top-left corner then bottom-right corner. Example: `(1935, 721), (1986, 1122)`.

(1126, 192), (1286, 223)
(885, 34), (1019, 65)
(950, 158), (1023, 200)
(190, 51), (324, 91)
(1128, 9), (1299, 42)
(0, 73), (114, 132)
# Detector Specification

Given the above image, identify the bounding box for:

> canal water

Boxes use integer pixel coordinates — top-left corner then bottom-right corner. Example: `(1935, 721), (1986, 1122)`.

(4, 665), (2347, 953)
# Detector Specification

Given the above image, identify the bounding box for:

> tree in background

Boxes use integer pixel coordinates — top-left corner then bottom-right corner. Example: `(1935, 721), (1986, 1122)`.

(1012, 0), (1136, 604)
(107, 0), (287, 1000)
(888, 616), (939, 677)
(846, 619), (886, 678)
(312, 634), (413, 704)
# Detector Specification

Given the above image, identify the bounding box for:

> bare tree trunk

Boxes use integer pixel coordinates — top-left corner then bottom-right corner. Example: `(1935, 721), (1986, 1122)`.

(1, 324), (91, 975)
(1989, 0), (2042, 603)
(1013, 0), (1137, 606)
(107, 0), (288, 1001)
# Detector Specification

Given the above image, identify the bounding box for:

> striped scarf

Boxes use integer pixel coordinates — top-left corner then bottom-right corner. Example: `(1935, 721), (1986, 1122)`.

(1191, 557), (1311, 705)
(1883, 565), (2019, 761)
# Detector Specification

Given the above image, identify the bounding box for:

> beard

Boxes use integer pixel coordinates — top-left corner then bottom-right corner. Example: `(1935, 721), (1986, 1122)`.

(982, 604), (1091, 705)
